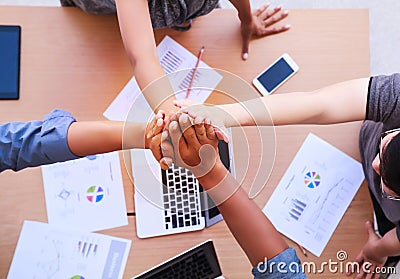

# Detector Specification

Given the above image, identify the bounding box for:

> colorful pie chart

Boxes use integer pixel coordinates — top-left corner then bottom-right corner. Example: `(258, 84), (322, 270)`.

(86, 185), (104, 203)
(304, 171), (321, 189)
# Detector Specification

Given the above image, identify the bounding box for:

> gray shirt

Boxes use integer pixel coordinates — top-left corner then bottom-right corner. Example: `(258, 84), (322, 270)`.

(360, 73), (400, 239)
(60, 0), (219, 29)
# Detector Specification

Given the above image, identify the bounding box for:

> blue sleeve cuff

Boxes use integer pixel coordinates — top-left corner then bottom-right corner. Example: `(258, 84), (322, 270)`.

(41, 109), (79, 162)
(252, 247), (307, 279)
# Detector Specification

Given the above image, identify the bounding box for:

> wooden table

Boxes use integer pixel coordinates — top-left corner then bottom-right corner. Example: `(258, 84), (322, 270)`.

(0, 6), (371, 278)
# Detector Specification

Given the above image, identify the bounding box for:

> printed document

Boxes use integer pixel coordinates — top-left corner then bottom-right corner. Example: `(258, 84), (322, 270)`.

(103, 36), (222, 121)
(42, 152), (128, 232)
(7, 221), (131, 279)
(263, 133), (364, 256)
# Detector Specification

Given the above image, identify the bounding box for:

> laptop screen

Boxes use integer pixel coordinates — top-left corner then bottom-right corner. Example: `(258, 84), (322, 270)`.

(132, 240), (222, 279)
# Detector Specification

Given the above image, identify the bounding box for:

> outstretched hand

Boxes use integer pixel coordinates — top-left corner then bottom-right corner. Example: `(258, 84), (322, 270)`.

(347, 221), (387, 279)
(240, 4), (290, 60)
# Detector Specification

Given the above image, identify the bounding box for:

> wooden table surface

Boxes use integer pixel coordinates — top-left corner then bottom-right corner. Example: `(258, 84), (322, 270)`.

(0, 6), (371, 278)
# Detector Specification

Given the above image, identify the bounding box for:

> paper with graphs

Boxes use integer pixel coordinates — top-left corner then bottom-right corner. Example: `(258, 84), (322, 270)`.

(41, 152), (128, 232)
(103, 36), (222, 121)
(7, 221), (131, 279)
(263, 133), (364, 256)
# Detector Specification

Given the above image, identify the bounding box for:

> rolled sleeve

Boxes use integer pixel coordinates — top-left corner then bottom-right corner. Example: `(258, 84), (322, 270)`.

(252, 247), (307, 279)
(0, 109), (79, 172)
(367, 74), (400, 128)
(41, 109), (79, 162)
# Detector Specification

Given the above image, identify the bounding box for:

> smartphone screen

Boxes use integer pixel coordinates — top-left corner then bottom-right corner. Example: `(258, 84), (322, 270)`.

(256, 57), (295, 93)
(0, 25), (21, 100)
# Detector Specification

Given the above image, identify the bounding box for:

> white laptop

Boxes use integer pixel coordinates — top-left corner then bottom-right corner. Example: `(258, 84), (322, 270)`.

(131, 139), (235, 238)
(131, 240), (225, 279)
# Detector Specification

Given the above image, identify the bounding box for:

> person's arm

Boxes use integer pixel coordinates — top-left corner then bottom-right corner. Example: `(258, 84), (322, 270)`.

(115, 0), (175, 112)
(229, 0), (290, 60)
(199, 165), (289, 266)
(165, 114), (289, 266)
(178, 78), (369, 130)
(0, 109), (164, 172)
(349, 221), (400, 278)
(0, 110), (79, 172)
(68, 114), (165, 157)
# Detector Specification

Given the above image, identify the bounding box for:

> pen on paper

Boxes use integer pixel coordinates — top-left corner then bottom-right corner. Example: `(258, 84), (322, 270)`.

(297, 243), (308, 257)
(185, 46), (205, 99)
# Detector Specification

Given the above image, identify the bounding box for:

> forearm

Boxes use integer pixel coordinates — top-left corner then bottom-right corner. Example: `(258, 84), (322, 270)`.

(67, 121), (146, 156)
(197, 164), (288, 266)
(228, 0), (252, 23)
(115, 0), (175, 112)
(221, 78), (369, 127)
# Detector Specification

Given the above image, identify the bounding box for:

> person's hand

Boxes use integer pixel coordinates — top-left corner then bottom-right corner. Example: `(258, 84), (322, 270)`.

(347, 221), (387, 278)
(240, 4), (290, 60)
(145, 110), (167, 163)
(164, 113), (222, 178)
(174, 100), (235, 143)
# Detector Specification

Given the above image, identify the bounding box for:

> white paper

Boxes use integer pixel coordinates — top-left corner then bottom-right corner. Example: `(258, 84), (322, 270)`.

(262, 133), (364, 257)
(103, 35), (222, 121)
(7, 221), (131, 279)
(42, 152), (128, 232)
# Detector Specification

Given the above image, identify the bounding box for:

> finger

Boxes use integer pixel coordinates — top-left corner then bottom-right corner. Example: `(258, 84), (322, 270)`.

(241, 34), (250, 60)
(149, 134), (163, 162)
(168, 120), (184, 150)
(152, 117), (165, 136)
(260, 24), (291, 37)
(264, 10), (289, 27)
(193, 117), (208, 144)
(366, 269), (375, 279)
(160, 141), (174, 169)
(179, 114), (199, 147)
(260, 4), (281, 20)
(364, 264), (375, 279)
(160, 157), (173, 170)
(156, 109), (165, 119)
(204, 118), (217, 140)
(181, 107), (203, 120)
(355, 270), (366, 279)
(347, 251), (364, 275)
(255, 3), (270, 17)
(371, 271), (380, 279)
(365, 220), (377, 238)
(173, 99), (185, 109)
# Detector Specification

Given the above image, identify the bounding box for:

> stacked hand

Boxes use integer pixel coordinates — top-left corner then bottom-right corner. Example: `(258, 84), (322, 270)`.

(147, 110), (223, 178)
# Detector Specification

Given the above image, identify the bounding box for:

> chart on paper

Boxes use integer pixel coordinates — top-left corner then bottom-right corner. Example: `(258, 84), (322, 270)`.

(7, 221), (131, 279)
(41, 152), (128, 232)
(103, 36), (223, 121)
(263, 134), (364, 256)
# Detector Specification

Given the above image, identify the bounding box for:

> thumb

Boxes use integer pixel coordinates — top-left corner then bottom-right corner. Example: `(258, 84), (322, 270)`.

(365, 220), (378, 239)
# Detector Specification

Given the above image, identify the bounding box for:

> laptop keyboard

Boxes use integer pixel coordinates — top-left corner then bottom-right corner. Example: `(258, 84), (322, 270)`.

(162, 164), (202, 230)
(145, 249), (214, 279)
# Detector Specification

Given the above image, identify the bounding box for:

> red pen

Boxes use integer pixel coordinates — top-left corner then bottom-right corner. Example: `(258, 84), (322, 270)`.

(185, 46), (205, 99)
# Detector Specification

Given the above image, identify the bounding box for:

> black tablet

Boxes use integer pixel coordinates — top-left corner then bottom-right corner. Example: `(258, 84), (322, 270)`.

(0, 25), (21, 100)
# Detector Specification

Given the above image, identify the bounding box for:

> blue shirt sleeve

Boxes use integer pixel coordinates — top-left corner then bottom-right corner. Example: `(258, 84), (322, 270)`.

(0, 109), (80, 172)
(252, 247), (307, 279)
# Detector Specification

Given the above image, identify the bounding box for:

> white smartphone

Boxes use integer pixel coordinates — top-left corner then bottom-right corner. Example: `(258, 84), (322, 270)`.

(252, 53), (299, 96)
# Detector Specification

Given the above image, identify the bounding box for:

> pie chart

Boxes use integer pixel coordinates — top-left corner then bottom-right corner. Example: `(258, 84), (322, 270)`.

(304, 171), (321, 189)
(70, 276), (85, 279)
(86, 185), (104, 203)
